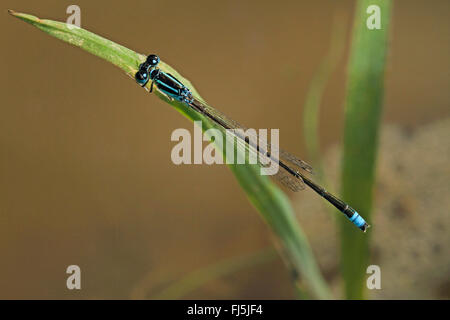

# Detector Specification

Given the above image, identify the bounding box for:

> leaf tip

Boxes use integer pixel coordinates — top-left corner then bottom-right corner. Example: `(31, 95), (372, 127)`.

(7, 10), (40, 25)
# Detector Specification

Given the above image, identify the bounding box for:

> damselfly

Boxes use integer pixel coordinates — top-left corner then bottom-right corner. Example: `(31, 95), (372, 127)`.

(135, 54), (369, 232)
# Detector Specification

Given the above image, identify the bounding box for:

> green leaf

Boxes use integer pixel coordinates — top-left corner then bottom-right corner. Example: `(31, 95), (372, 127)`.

(340, 1), (392, 299)
(9, 10), (331, 299)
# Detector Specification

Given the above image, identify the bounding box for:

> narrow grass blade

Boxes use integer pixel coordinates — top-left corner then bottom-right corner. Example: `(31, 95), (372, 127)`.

(303, 11), (347, 182)
(9, 10), (332, 299)
(150, 248), (277, 299)
(340, 1), (392, 299)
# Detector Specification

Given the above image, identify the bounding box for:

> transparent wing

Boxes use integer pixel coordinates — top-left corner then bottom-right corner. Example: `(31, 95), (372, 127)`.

(188, 97), (313, 192)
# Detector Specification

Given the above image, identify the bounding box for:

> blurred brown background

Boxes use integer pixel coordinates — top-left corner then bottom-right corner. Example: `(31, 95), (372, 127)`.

(1, 0), (449, 299)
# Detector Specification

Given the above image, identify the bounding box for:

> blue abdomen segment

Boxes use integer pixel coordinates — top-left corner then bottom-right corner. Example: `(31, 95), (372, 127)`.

(348, 211), (367, 230)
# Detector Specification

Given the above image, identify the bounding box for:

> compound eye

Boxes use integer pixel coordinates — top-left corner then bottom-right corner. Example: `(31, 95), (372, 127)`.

(135, 71), (148, 85)
(146, 54), (160, 67)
